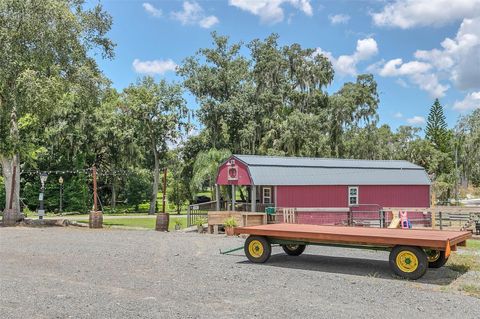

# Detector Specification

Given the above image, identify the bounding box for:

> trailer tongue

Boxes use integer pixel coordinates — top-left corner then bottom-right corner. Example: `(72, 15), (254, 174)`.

(234, 224), (472, 280)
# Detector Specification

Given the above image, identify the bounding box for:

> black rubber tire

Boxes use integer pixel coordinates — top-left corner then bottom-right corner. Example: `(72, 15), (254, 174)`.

(282, 244), (306, 256)
(244, 236), (271, 263)
(425, 249), (448, 268)
(389, 245), (428, 280)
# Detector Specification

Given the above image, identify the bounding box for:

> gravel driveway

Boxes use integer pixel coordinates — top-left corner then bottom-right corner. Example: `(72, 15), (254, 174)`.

(1, 227), (479, 319)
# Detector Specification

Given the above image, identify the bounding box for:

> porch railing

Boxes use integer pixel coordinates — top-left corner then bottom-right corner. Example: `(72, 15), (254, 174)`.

(187, 201), (226, 227)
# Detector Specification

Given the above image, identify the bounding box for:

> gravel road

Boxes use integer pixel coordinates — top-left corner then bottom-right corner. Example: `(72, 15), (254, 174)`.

(1, 227), (479, 319)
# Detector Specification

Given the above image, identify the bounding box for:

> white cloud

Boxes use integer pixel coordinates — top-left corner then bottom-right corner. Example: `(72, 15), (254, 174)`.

(199, 15), (219, 28)
(453, 92), (480, 111)
(406, 116), (426, 125)
(172, 1), (219, 29)
(415, 18), (480, 90)
(370, 58), (449, 97)
(329, 14), (350, 25)
(372, 0), (480, 29)
(143, 3), (162, 18)
(369, 16), (480, 100)
(410, 73), (449, 98)
(132, 59), (177, 75)
(378, 59), (432, 77)
(316, 38), (378, 76)
(229, 0), (312, 24)
(394, 112), (403, 118)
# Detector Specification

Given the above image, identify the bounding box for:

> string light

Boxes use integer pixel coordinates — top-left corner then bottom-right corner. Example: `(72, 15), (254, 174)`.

(1, 168), (162, 177)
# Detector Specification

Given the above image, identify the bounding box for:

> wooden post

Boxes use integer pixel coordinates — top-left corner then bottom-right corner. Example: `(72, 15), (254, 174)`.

(431, 192), (436, 229)
(89, 165), (103, 228)
(251, 185), (256, 212)
(215, 184), (220, 211)
(231, 184), (236, 212)
(93, 166), (98, 211)
(439, 211), (443, 230)
(155, 168), (169, 231)
(162, 168), (167, 214)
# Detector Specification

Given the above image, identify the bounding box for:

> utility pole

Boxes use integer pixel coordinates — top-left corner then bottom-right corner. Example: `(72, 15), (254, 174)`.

(162, 168), (167, 214)
(38, 172), (48, 220)
(59, 176), (64, 214)
(89, 165), (103, 228)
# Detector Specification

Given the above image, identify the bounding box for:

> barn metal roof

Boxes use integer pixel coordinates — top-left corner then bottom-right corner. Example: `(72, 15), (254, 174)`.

(233, 155), (431, 186)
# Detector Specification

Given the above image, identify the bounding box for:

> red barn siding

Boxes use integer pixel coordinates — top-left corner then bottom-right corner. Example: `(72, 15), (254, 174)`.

(276, 185), (429, 208)
(216, 160), (251, 186)
(276, 184), (430, 226)
(358, 185), (429, 207)
(276, 185), (348, 208)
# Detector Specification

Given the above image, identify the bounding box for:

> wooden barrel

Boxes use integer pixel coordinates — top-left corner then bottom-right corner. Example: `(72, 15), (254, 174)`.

(155, 213), (169, 231)
(89, 211), (103, 228)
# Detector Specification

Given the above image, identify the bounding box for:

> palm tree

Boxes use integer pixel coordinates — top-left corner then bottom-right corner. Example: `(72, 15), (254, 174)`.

(191, 148), (231, 200)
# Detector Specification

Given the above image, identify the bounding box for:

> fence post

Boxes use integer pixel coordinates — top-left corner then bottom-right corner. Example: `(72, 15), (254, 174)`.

(187, 205), (191, 227)
(439, 211), (443, 230)
(380, 210), (386, 228)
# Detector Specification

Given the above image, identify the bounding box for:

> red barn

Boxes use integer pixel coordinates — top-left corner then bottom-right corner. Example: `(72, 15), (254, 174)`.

(215, 155), (431, 226)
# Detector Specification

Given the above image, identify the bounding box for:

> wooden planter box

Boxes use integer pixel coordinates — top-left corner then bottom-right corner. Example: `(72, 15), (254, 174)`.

(207, 211), (267, 234)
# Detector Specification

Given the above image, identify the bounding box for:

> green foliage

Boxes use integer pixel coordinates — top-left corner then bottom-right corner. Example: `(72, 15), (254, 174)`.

(194, 218), (207, 227)
(426, 99), (450, 153)
(125, 169), (151, 211)
(179, 33), (378, 157)
(191, 148), (231, 197)
(224, 217), (238, 228)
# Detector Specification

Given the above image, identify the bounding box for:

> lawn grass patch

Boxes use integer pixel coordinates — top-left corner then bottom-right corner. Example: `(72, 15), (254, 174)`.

(459, 284), (480, 297)
(77, 216), (186, 230)
(446, 240), (480, 273)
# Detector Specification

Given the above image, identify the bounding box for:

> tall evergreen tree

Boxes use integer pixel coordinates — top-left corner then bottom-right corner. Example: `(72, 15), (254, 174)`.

(425, 99), (449, 152)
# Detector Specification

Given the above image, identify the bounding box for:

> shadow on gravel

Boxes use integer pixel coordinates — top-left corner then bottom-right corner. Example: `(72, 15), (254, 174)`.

(239, 253), (461, 285)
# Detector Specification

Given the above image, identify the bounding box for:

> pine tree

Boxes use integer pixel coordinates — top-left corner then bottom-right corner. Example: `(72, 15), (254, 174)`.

(425, 99), (449, 152)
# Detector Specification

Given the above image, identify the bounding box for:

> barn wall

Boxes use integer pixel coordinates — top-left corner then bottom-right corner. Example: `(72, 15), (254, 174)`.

(276, 185), (430, 225)
(276, 185), (348, 208)
(276, 185), (429, 208)
(358, 185), (430, 207)
(216, 157), (251, 186)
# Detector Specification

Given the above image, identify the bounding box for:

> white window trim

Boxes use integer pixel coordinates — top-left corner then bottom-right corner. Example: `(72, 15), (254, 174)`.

(348, 186), (359, 206)
(263, 187), (272, 204)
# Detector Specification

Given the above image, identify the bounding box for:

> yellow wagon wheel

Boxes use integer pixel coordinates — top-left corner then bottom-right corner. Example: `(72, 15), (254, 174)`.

(248, 240), (264, 258)
(244, 236), (271, 263)
(396, 250), (419, 273)
(425, 249), (448, 268)
(389, 246), (428, 280)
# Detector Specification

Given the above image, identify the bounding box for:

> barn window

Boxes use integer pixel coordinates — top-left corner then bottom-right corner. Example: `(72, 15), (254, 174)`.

(348, 186), (358, 205)
(263, 187), (272, 204)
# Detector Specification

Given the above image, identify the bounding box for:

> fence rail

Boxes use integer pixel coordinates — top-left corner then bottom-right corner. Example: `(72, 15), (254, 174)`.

(187, 203), (480, 230)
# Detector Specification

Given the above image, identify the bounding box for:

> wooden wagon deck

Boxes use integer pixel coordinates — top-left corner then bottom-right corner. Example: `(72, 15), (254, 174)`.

(234, 223), (472, 251)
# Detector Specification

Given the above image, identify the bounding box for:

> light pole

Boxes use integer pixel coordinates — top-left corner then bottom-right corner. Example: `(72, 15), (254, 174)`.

(38, 172), (48, 220)
(59, 176), (64, 214)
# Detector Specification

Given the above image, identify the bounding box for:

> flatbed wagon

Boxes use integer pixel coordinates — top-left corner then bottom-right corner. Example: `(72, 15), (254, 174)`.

(234, 224), (472, 279)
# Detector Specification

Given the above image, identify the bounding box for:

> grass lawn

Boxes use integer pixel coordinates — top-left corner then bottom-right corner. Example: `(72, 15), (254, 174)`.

(76, 216), (187, 230)
(447, 239), (480, 271)
(445, 239), (480, 298)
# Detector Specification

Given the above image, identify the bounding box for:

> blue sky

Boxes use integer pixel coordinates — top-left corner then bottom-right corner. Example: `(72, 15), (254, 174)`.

(91, 0), (480, 130)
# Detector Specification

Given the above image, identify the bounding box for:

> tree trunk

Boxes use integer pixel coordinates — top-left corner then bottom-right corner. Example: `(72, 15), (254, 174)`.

(149, 149), (160, 215)
(1, 154), (21, 224)
(111, 176), (116, 212)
